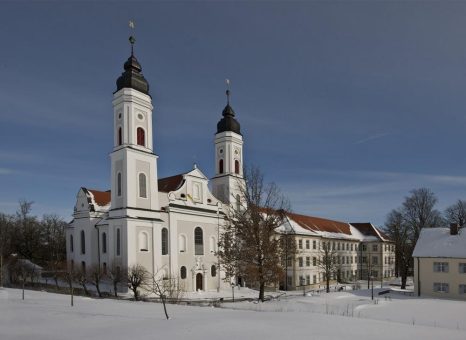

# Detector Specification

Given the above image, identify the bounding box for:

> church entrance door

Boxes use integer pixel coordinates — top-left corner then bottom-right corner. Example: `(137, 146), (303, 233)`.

(196, 273), (203, 291)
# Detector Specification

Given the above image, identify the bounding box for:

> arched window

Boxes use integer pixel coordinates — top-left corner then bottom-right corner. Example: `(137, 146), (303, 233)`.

(219, 159), (224, 174)
(117, 172), (122, 197)
(116, 228), (121, 256)
(80, 230), (85, 254)
(137, 127), (145, 147)
(161, 228), (168, 255)
(180, 266), (187, 279)
(118, 127), (122, 146)
(210, 236), (216, 253)
(139, 232), (148, 251)
(70, 235), (74, 252)
(194, 227), (204, 255)
(179, 234), (186, 253)
(139, 173), (147, 198)
(211, 265), (216, 277)
(102, 232), (107, 254)
(235, 160), (240, 174)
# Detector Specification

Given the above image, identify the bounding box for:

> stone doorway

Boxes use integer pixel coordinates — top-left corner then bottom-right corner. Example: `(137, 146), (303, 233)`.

(196, 273), (203, 291)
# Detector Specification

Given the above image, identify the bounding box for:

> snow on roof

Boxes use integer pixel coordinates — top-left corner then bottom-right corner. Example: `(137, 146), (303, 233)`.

(280, 213), (388, 242)
(413, 227), (466, 258)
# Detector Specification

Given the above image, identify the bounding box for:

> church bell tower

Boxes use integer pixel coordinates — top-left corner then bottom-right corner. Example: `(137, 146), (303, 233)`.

(211, 83), (245, 208)
(110, 36), (159, 213)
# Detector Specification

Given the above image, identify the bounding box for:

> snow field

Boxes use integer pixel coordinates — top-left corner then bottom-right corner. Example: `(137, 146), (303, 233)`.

(1, 288), (466, 340)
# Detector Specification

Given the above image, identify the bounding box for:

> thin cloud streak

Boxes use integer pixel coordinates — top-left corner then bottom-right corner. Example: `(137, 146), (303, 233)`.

(354, 132), (393, 145)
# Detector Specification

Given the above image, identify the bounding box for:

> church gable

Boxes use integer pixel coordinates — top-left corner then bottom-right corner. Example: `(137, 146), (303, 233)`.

(165, 166), (220, 209)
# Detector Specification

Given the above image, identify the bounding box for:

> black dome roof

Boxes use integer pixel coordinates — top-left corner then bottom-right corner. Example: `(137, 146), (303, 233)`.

(217, 103), (241, 135)
(115, 52), (149, 95)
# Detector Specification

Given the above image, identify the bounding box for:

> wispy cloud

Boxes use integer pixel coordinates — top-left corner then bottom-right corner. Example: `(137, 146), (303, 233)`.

(0, 168), (14, 175)
(354, 132), (393, 145)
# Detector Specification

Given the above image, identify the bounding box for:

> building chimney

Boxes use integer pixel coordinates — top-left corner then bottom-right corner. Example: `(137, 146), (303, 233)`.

(450, 223), (459, 235)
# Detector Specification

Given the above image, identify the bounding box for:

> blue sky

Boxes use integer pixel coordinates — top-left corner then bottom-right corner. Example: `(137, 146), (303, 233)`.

(2, 1), (466, 225)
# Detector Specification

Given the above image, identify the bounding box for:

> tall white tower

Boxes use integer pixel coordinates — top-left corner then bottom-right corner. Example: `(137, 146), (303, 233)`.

(211, 85), (245, 208)
(110, 36), (159, 214)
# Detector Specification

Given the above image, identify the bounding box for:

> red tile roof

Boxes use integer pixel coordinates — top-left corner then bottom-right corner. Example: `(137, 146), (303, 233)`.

(88, 189), (111, 206)
(287, 212), (352, 235)
(158, 174), (184, 193)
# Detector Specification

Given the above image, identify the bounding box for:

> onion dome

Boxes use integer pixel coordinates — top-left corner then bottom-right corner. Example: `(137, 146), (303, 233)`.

(115, 36), (150, 95)
(217, 88), (241, 135)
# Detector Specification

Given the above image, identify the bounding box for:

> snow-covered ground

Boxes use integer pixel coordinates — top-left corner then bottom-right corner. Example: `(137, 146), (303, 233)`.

(1, 287), (466, 340)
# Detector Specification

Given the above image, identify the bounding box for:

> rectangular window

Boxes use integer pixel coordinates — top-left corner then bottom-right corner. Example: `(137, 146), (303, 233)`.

(313, 240), (316, 249)
(433, 282), (449, 293)
(362, 256), (367, 264)
(306, 240), (310, 249)
(298, 257), (303, 267)
(313, 275), (317, 284)
(337, 242), (340, 251)
(306, 256), (310, 267)
(298, 239), (303, 249)
(313, 257), (317, 266)
(306, 275), (310, 285)
(372, 244), (378, 252)
(372, 256), (378, 265)
(299, 275), (305, 286)
(459, 263), (466, 274)
(433, 262), (449, 273)
(351, 244), (353, 251)
(286, 257), (292, 267)
(287, 276), (292, 287)
(361, 244), (367, 251)
(459, 284), (466, 294)
(116, 228), (121, 256)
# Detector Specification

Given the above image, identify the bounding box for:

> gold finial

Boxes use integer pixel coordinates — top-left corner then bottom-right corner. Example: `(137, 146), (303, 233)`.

(129, 20), (136, 55)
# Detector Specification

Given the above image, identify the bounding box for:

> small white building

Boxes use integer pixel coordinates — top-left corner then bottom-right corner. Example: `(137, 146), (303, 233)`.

(413, 224), (466, 299)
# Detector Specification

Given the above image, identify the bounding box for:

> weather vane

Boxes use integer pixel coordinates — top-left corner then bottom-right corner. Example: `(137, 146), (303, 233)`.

(225, 78), (231, 104)
(129, 20), (136, 55)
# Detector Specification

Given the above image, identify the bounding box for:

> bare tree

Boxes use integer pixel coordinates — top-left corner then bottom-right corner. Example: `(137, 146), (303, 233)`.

(150, 269), (184, 320)
(41, 214), (66, 284)
(218, 166), (293, 302)
(385, 208), (414, 289)
(13, 200), (42, 262)
(88, 264), (105, 298)
(402, 188), (443, 241)
(11, 259), (35, 300)
(127, 264), (150, 301)
(316, 241), (338, 293)
(62, 263), (76, 306)
(0, 213), (13, 287)
(444, 200), (466, 227)
(109, 263), (125, 298)
(74, 267), (90, 296)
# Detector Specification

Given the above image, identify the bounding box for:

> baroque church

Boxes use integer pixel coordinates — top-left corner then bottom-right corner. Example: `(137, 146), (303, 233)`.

(66, 37), (243, 292)
(66, 37), (396, 293)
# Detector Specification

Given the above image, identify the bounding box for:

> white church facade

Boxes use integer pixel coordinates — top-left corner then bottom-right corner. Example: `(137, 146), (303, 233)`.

(66, 38), (244, 292)
(66, 37), (395, 294)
